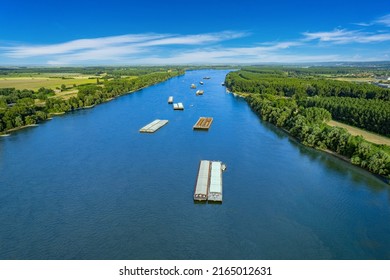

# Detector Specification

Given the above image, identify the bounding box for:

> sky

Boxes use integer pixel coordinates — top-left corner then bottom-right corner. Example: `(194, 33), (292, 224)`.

(0, 0), (390, 65)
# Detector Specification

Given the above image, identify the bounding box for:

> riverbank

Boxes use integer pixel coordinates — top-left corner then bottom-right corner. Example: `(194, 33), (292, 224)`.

(2, 69), (390, 260)
(1, 124), (39, 135)
(0, 71), (184, 137)
(321, 148), (390, 184)
(227, 90), (390, 185)
(276, 116), (389, 184)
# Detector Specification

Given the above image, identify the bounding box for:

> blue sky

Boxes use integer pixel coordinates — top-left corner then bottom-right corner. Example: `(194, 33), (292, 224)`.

(1, 0), (390, 65)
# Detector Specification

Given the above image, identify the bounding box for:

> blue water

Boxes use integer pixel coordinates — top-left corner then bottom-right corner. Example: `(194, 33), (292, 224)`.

(0, 70), (389, 260)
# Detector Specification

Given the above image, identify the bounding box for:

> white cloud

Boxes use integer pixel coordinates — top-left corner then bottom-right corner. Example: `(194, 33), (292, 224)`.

(354, 22), (373, 27)
(138, 31), (248, 47)
(6, 31), (299, 65)
(1, 17), (389, 65)
(125, 48), (342, 64)
(4, 34), (166, 58)
(302, 29), (390, 44)
(3, 31), (248, 59)
(354, 13), (390, 27)
(43, 38), (302, 65)
(374, 14), (390, 26)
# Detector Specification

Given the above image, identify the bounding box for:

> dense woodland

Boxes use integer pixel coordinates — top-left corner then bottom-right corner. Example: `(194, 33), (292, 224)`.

(304, 97), (390, 136)
(0, 69), (183, 133)
(226, 68), (390, 135)
(225, 67), (390, 180)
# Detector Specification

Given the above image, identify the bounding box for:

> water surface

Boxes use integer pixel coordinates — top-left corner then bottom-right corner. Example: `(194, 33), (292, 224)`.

(1, 70), (389, 259)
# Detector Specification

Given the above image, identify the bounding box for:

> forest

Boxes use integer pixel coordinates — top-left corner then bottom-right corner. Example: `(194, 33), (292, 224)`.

(226, 68), (390, 135)
(225, 67), (390, 180)
(0, 69), (183, 134)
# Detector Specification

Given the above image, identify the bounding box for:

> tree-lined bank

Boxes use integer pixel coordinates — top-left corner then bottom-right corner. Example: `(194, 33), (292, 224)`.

(225, 68), (390, 181)
(0, 69), (184, 134)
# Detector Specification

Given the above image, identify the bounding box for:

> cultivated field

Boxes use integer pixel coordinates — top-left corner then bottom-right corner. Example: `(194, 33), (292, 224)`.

(328, 120), (390, 146)
(331, 77), (375, 82)
(0, 76), (97, 90)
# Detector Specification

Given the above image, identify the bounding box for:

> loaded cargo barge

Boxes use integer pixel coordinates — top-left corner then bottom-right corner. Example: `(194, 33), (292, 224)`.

(193, 160), (225, 202)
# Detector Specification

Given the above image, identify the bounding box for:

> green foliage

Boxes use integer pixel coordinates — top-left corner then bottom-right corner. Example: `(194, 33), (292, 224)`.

(303, 107), (331, 124)
(305, 97), (390, 136)
(0, 88), (35, 104)
(225, 70), (390, 100)
(230, 68), (390, 180)
(0, 66), (186, 77)
(0, 69), (183, 134)
(226, 67), (390, 136)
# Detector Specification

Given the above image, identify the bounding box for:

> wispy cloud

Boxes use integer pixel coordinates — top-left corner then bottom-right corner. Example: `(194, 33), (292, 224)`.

(375, 14), (390, 26)
(4, 31), (303, 65)
(354, 13), (390, 27)
(128, 49), (340, 65)
(302, 29), (390, 44)
(3, 31), (248, 59)
(138, 31), (248, 47)
(46, 39), (302, 65)
(4, 34), (164, 58)
(354, 22), (373, 27)
(1, 13), (390, 65)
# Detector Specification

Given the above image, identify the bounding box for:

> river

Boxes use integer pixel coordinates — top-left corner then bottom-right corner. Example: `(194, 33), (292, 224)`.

(0, 70), (389, 259)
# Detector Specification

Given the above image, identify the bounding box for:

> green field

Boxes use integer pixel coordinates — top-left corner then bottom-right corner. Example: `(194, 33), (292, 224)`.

(328, 120), (390, 146)
(331, 77), (374, 82)
(0, 76), (97, 90)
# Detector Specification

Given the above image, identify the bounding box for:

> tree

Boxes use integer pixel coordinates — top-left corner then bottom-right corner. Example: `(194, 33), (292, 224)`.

(25, 115), (37, 125)
(14, 116), (23, 127)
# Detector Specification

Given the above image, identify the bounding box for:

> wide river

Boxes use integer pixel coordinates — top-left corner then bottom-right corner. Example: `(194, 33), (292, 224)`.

(0, 70), (389, 259)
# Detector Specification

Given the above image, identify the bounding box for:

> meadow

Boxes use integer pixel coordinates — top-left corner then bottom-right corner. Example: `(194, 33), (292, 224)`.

(0, 74), (97, 90)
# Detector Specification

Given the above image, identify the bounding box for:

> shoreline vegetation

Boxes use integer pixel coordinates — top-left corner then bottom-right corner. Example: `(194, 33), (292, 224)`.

(0, 68), (184, 136)
(225, 67), (390, 183)
(234, 90), (390, 183)
(2, 66), (389, 183)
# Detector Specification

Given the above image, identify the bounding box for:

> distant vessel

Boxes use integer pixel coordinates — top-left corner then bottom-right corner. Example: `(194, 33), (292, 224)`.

(139, 119), (168, 133)
(221, 82), (225, 86)
(203, 77), (211, 80)
(199, 81), (204, 85)
(191, 84), (196, 89)
(173, 102), (184, 110)
(168, 96), (173, 104)
(193, 117), (213, 130)
(196, 90), (204, 95)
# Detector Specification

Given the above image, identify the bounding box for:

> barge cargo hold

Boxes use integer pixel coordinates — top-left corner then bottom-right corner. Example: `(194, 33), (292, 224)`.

(208, 161), (223, 202)
(173, 103), (184, 110)
(193, 117), (213, 130)
(193, 160), (210, 201)
(139, 119), (168, 133)
(193, 160), (224, 202)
